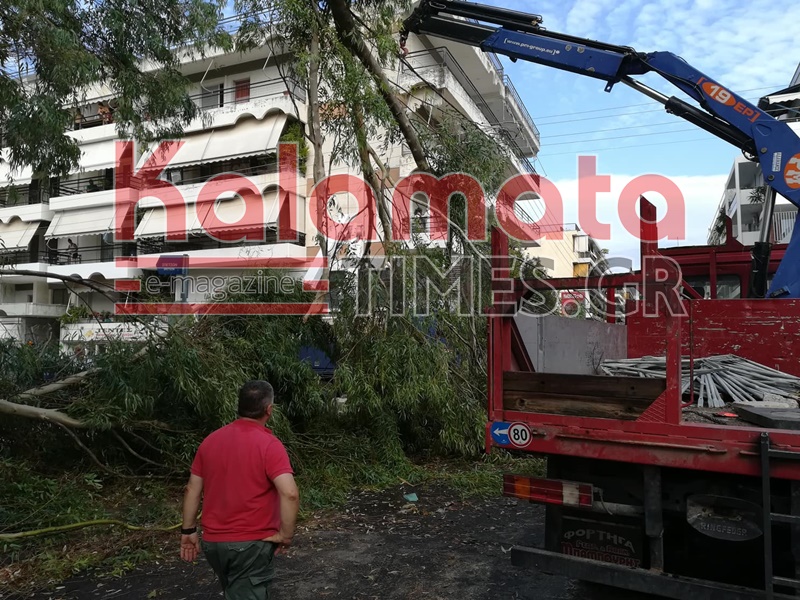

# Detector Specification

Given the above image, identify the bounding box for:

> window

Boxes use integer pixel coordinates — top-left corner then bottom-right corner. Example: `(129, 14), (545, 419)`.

(717, 275), (741, 299)
(52, 288), (69, 305)
(573, 263), (589, 277)
(201, 83), (224, 109)
(683, 275), (741, 299)
(234, 79), (251, 104)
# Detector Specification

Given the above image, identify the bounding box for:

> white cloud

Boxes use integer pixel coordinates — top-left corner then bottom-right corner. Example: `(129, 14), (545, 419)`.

(508, 0), (798, 92)
(519, 172), (728, 268)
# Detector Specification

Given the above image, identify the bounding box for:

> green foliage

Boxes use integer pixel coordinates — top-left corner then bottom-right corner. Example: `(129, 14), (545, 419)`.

(59, 304), (92, 325)
(713, 205), (728, 242)
(0, 458), (108, 530)
(749, 185), (767, 204)
(0, 0), (231, 178)
(0, 338), (77, 398)
(279, 120), (310, 173)
(415, 108), (514, 196)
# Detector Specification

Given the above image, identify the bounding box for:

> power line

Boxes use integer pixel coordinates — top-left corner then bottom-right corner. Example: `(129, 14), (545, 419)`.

(537, 100), (777, 127)
(544, 126), (698, 147)
(540, 135), (716, 157)
(536, 106), (675, 126)
(531, 83), (788, 121)
(544, 119), (692, 139)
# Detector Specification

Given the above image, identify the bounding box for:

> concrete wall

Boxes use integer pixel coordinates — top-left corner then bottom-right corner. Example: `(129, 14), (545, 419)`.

(514, 314), (627, 375)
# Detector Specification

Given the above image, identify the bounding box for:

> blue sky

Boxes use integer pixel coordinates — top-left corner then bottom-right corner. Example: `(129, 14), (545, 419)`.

(480, 0), (800, 257)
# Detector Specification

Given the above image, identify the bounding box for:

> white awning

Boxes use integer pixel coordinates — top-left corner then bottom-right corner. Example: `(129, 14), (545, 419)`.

(0, 220), (40, 250)
(135, 191), (283, 239)
(135, 113), (288, 170)
(45, 206), (121, 239)
(77, 139), (119, 172)
(134, 206), (172, 239)
(0, 150), (34, 187)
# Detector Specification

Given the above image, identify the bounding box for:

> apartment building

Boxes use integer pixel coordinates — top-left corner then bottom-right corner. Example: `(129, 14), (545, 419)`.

(524, 225), (605, 279)
(0, 23), (541, 348)
(708, 65), (800, 247)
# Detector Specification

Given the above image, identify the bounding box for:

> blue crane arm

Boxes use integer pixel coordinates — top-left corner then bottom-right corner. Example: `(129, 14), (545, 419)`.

(401, 0), (800, 298)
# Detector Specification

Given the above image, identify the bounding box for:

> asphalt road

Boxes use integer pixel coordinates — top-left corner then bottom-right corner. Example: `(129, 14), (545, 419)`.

(19, 483), (654, 600)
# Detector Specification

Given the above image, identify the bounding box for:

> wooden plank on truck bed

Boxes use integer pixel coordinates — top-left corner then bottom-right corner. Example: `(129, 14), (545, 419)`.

(733, 405), (800, 430)
(502, 372), (663, 420)
(503, 371), (665, 399)
(503, 390), (653, 420)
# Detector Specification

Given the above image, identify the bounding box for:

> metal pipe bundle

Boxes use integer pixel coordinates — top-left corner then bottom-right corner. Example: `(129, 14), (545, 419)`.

(600, 354), (800, 408)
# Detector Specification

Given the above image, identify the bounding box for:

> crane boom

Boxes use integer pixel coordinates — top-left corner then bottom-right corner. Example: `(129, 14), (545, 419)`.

(401, 0), (800, 298)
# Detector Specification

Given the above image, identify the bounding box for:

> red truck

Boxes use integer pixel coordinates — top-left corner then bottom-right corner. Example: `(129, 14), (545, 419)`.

(400, 2), (800, 596)
(487, 201), (800, 599)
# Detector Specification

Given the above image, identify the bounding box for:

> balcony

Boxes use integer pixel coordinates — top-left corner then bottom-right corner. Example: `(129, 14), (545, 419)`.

(722, 188), (737, 216)
(71, 111), (114, 132)
(0, 248), (40, 267)
(52, 174), (114, 199)
(40, 243), (137, 266)
(773, 208), (797, 243)
(399, 48), (540, 160)
(186, 77), (306, 131)
(0, 303), (68, 318)
(502, 74), (541, 150)
(60, 320), (165, 344)
(0, 186), (50, 208)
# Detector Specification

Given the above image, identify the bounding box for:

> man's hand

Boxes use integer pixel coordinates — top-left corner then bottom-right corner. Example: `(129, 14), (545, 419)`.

(180, 474), (203, 562)
(180, 532), (201, 562)
(268, 473), (299, 556)
(263, 532), (292, 555)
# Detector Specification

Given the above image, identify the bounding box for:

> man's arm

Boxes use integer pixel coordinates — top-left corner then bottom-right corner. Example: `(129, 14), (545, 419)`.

(264, 473), (299, 553)
(180, 474), (203, 562)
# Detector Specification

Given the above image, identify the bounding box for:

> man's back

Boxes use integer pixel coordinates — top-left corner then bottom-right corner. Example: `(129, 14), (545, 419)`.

(191, 419), (293, 542)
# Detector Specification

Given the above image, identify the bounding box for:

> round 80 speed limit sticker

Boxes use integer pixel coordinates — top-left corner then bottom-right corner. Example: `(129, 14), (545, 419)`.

(508, 422), (532, 448)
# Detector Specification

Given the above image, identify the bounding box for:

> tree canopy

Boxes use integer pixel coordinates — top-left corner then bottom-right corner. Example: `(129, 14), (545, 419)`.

(0, 0), (229, 179)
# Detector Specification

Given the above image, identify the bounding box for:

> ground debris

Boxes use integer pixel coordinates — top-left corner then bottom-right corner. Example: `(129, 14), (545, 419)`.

(11, 483), (609, 600)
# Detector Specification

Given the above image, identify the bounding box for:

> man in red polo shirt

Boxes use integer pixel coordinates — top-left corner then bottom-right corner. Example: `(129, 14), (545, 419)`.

(180, 380), (299, 599)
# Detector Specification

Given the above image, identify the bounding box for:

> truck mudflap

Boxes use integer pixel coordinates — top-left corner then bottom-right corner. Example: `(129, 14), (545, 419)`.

(511, 546), (789, 600)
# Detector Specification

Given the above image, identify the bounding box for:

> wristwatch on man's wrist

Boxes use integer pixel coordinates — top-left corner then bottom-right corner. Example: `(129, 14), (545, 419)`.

(181, 526), (197, 535)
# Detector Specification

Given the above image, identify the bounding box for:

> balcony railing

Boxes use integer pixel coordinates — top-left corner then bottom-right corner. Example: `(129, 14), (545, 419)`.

(189, 76), (306, 113)
(68, 75), (306, 135)
(54, 175), (113, 198)
(138, 230), (306, 256)
(401, 47), (539, 164)
(503, 75), (540, 141)
(0, 187), (50, 207)
(53, 149), (278, 199)
(773, 209), (797, 242)
(0, 248), (38, 266)
(164, 159), (278, 187)
(41, 243), (137, 265)
(72, 112), (113, 131)
(0, 303), (68, 318)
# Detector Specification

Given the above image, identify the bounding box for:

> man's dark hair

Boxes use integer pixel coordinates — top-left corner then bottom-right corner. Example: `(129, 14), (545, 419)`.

(238, 380), (274, 419)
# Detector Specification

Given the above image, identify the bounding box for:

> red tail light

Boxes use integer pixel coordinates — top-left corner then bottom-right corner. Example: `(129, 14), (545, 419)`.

(503, 474), (594, 508)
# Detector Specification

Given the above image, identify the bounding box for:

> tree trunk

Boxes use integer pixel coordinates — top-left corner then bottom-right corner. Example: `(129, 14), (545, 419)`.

(0, 399), (86, 428)
(328, 0), (430, 173)
(308, 11), (327, 188)
(354, 103), (391, 241)
(304, 13), (332, 319)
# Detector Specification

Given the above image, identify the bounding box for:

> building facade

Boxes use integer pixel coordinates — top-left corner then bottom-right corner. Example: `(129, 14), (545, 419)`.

(708, 66), (800, 247)
(0, 25), (541, 348)
(524, 225), (606, 279)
